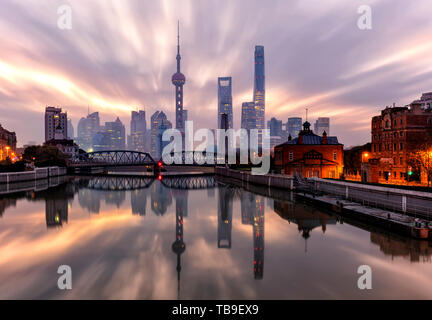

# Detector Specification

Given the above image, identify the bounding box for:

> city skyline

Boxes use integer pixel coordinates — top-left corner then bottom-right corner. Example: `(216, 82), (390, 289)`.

(1, 1), (432, 147)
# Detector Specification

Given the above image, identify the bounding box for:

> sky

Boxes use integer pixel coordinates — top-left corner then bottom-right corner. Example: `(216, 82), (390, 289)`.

(1, 0), (432, 147)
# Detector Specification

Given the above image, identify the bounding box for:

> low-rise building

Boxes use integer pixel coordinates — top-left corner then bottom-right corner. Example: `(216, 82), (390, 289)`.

(274, 121), (344, 178)
(0, 123), (17, 160)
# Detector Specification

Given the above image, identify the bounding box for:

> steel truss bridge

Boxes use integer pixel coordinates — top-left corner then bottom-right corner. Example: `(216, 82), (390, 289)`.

(75, 150), (156, 167)
(85, 175), (217, 191)
(86, 176), (155, 191)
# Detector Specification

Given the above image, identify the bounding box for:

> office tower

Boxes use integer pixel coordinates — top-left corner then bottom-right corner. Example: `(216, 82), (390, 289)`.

(77, 112), (100, 151)
(67, 119), (74, 140)
(150, 111), (172, 159)
(172, 22), (186, 131)
(217, 77), (233, 129)
(92, 131), (110, 151)
(253, 46), (265, 141)
(45, 106), (67, 142)
(314, 117), (330, 135)
(182, 109), (188, 129)
(130, 110), (147, 152)
(287, 117), (302, 138)
(267, 117), (283, 137)
(104, 117), (126, 150)
(241, 102), (257, 132)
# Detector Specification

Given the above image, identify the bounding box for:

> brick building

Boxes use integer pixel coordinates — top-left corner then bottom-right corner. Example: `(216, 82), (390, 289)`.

(274, 121), (344, 178)
(367, 95), (432, 184)
(0, 123), (17, 161)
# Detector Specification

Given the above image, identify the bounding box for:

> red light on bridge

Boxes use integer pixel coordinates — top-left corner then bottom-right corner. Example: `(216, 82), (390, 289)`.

(158, 161), (163, 167)
(158, 175), (162, 181)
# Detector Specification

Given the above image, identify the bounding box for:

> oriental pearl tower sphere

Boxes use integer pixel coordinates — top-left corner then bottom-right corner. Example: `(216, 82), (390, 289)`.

(172, 21), (186, 131)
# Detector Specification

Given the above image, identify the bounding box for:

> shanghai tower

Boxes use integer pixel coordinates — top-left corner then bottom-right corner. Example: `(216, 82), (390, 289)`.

(172, 22), (186, 131)
(253, 46), (265, 143)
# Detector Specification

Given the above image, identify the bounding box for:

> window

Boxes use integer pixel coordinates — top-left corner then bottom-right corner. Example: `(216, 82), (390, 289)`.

(289, 151), (293, 161)
(333, 152), (337, 161)
(400, 143), (403, 151)
(400, 131), (403, 137)
(394, 143), (397, 151)
(400, 157), (403, 165)
(394, 172), (397, 178)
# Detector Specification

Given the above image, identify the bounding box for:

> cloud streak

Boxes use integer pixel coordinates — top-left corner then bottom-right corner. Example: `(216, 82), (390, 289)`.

(0, 0), (432, 147)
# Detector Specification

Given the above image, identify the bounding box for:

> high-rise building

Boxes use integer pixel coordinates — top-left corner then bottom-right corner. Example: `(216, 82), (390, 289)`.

(130, 110), (147, 152)
(104, 117), (126, 150)
(314, 117), (330, 135)
(267, 117), (283, 137)
(268, 117), (284, 148)
(218, 77), (233, 129)
(182, 109), (188, 129)
(67, 119), (74, 140)
(77, 112), (100, 151)
(150, 111), (172, 159)
(172, 22), (186, 131)
(241, 102), (256, 132)
(253, 46), (265, 141)
(287, 117), (302, 139)
(45, 106), (67, 142)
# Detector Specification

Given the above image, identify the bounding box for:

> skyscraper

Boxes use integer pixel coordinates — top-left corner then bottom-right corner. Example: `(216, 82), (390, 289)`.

(267, 117), (283, 137)
(172, 22), (186, 131)
(130, 110), (147, 152)
(104, 117), (126, 150)
(150, 111), (172, 159)
(218, 77), (233, 129)
(241, 102), (256, 132)
(253, 46), (265, 141)
(45, 106), (67, 142)
(314, 117), (330, 135)
(67, 119), (74, 140)
(287, 117), (302, 138)
(77, 112), (100, 151)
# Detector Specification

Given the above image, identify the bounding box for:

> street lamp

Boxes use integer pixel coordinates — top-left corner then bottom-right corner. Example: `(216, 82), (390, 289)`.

(362, 152), (369, 163)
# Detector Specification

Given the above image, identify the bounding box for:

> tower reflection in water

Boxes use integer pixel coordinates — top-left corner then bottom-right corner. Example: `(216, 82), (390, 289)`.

(172, 188), (188, 299)
(217, 186), (232, 249)
(240, 191), (265, 280)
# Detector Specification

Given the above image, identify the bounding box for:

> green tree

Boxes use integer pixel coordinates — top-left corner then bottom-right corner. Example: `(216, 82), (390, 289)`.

(23, 145), (66, 167)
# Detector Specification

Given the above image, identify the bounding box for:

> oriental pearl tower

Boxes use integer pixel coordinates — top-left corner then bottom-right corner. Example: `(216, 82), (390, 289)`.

(172, 21), (186, 131)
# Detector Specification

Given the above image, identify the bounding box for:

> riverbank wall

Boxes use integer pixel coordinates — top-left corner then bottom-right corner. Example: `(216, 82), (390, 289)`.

(215, 167), (294, 190)
(0, 167), (67, 184)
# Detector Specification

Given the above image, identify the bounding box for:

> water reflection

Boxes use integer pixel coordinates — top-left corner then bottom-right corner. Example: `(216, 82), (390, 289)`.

(0, 176), (431, 299)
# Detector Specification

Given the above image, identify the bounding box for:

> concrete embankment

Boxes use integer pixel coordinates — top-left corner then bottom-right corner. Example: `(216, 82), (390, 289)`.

(0, 167), (67, 184)
(215, 167), (294, 190)
(296, 193), (432, 240)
